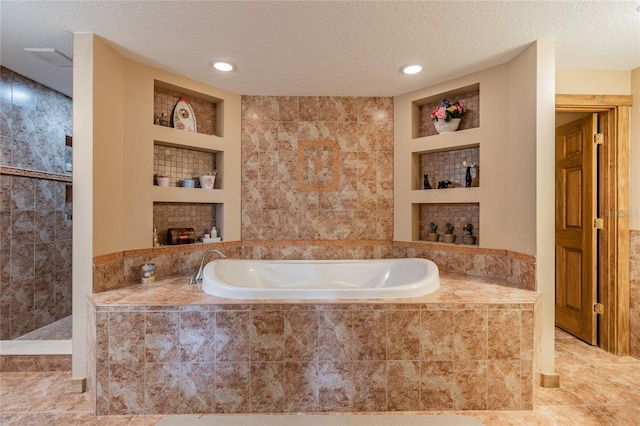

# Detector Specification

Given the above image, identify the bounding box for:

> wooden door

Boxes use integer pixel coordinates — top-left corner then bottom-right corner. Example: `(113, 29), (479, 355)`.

(555, 113), (598, 344)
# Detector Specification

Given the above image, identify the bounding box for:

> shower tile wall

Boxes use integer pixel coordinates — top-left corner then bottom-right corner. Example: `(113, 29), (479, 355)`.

(241, 96), (393, 241)
(0, 67), (73, 339)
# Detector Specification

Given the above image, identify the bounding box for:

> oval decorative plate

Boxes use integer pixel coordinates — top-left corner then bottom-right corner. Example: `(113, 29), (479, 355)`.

(172, 97), (197, 132)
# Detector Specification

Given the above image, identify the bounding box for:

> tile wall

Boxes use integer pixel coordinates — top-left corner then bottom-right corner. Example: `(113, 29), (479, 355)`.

(88, 296), (536, 414)
(0, 66), (73, 339)
(240, 96), (394, 241)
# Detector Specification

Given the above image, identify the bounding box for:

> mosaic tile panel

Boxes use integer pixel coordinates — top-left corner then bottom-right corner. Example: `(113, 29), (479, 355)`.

(152, 202), (217, 244)
(419, 203), (480, 244)
(420, 146), (480, 189)
(153, 145), (216, 187)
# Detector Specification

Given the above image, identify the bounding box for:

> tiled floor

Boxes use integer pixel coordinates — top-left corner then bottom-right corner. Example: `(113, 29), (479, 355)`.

(1, 329), (640, 425)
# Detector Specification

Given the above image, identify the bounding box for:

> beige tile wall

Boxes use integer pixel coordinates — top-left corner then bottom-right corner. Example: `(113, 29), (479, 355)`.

(240, 96), (394, 241)
(89, 297), (536, 414)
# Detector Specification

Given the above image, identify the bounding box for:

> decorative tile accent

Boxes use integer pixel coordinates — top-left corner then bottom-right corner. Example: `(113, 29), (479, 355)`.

(297, 140), (339, 191)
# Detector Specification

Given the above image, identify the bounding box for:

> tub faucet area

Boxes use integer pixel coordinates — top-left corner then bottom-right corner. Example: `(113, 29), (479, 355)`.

(192, 248), (226, 284)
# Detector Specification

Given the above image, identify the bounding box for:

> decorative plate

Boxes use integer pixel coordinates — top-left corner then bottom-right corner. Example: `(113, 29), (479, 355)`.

(172, 97), (197, 132)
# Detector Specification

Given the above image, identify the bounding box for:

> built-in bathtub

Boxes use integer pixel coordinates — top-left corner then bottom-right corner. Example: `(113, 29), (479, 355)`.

(87, 266), (540, 415)
(202, 258), (439, 299)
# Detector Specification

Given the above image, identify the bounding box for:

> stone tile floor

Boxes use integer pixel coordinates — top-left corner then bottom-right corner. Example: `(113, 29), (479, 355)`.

(1, 328), (640, 425)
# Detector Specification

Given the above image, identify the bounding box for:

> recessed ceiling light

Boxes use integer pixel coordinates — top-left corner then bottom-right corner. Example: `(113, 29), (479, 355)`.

(401, 64), (423, 75)
(210, 60), (235, 72)
(24, 48), (72, 67)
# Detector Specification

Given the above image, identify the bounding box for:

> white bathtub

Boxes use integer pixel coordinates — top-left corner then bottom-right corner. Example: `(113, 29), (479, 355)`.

(201, 258), (439, 299)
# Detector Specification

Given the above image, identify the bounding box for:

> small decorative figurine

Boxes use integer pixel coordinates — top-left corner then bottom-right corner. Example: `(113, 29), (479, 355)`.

(463, 161), (475, 188)
(428, 222), (438, 242)
(462, 223), (476, 245)
(424, 174), (432, 190)
(444, 223), (455, 243)
(438, 179), (452, 189)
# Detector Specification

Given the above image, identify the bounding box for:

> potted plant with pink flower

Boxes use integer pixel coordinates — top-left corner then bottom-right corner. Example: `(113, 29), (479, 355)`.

(430, 99), (466, 133)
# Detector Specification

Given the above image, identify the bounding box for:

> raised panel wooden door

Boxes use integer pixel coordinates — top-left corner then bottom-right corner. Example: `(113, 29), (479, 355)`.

(555, 113), (598, 344)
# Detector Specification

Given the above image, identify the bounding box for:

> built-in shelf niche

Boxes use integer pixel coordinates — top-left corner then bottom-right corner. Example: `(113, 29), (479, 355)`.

(153, 79), (223, 137)
(153, 202), (220, 245)
(153, 142), (220, 188)
(414, 144), (480, 190)
(417, 202), (480, 244)
(412, 83), (480, 138)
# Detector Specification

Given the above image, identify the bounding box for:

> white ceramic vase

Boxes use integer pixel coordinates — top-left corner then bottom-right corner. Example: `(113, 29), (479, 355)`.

(434, 118), (461, 134)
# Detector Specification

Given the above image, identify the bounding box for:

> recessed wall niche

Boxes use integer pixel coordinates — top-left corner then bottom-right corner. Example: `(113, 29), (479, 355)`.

(418, 145), (479, 190)
(413, 83), (480, 138)
(154, 80), (221, 137)
(153, 143), (218, 187)
(153, 202), (217, 245)
(419, 202), (479, 244)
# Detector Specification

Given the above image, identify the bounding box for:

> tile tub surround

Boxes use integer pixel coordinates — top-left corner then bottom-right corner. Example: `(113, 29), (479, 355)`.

(93, 241), (535, 293)
(86, 273), (539, 415)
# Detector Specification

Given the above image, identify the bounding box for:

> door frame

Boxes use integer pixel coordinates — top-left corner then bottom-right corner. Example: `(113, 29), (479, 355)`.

(556, 94), (632, 356)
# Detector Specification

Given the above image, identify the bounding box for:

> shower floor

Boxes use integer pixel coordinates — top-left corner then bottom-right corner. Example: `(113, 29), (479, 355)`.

(15, 316), (72, 340)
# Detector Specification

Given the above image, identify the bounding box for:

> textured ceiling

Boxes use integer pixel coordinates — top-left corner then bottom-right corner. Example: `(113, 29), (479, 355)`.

(1, 1), (639, 98)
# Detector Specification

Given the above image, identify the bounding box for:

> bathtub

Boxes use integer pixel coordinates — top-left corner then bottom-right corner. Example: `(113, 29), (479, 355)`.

(201, 258), (439, 299)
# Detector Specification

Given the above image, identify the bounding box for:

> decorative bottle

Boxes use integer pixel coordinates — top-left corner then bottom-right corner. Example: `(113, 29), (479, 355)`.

(465, 167), (472, 188)
(424, 174), (432, 190)
(211, 227), (218, 238)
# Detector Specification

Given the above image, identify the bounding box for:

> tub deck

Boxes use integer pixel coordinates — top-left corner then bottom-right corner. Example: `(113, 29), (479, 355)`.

(87, 272), (540, 415)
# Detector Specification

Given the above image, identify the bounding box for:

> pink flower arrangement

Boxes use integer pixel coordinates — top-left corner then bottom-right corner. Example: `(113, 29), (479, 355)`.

(430, 99), (466, 122)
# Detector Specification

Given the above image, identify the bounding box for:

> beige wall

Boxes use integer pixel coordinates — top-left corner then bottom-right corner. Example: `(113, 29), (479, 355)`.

(556, 70), (632, 95)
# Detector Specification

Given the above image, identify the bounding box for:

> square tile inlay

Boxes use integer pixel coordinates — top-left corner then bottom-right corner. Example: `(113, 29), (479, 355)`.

(297, 140), (339, 191)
